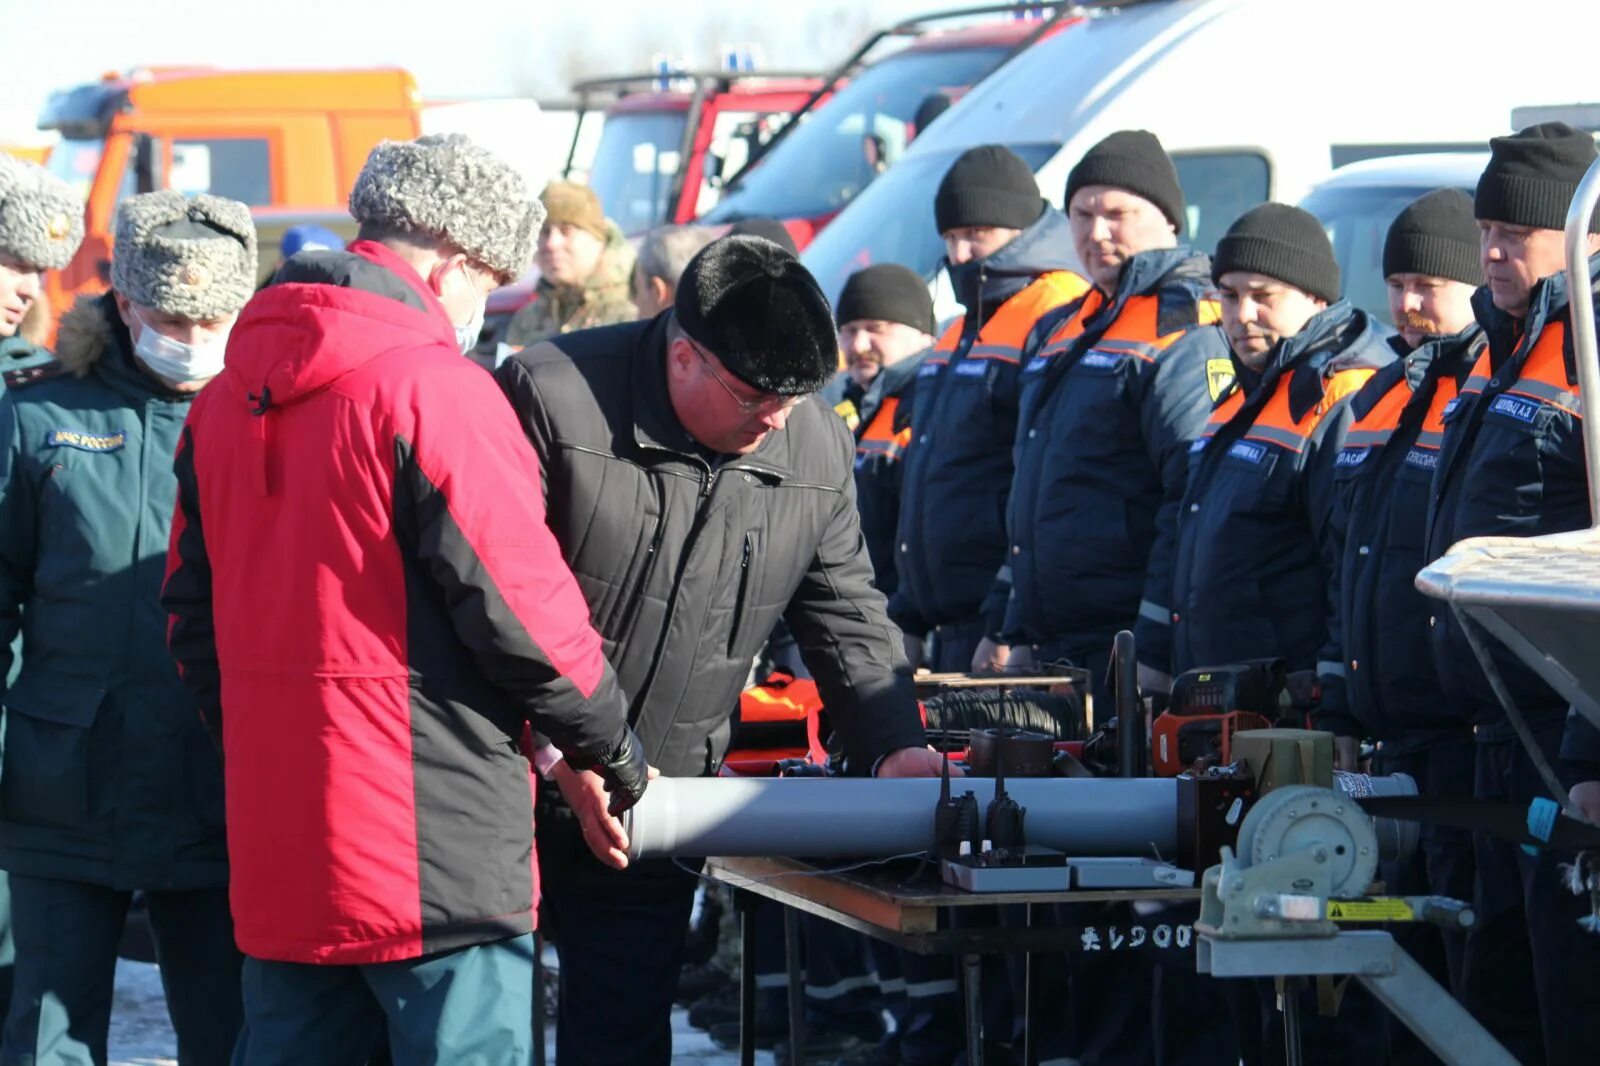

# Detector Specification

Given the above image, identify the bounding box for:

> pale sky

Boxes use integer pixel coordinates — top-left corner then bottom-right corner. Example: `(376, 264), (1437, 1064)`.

(0, 0), (945, 142)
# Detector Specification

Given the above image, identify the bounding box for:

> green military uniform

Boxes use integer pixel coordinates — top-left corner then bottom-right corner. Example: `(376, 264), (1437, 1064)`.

(0, 293), (242, 1065)
(0, 336), (49, 1032)
(503, 220), (638, 347)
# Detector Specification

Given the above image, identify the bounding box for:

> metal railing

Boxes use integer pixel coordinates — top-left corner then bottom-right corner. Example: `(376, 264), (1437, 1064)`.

(1564, 153), (1600, 524)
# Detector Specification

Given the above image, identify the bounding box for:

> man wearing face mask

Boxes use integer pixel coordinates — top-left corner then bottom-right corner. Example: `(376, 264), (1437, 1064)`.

(892, 145), (1088, 674)
(163, 134), (646, 1064)
(0, 189), (254, 1066)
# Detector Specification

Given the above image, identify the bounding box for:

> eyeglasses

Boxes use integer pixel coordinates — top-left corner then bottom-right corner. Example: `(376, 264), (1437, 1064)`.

(690, 342), (808, 416)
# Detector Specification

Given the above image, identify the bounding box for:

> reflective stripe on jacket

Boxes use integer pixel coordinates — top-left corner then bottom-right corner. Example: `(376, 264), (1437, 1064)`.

(1317, 327), (1483, 746)
(1170, 303), (1394, 675)
(893, 208), (1087, 635)
(1005, 246), (1225, 668)
(1425, 259), (1599, 734)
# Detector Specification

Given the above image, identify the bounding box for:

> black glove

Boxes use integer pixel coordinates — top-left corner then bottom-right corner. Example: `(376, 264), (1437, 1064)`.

(574, 726), (650, 816)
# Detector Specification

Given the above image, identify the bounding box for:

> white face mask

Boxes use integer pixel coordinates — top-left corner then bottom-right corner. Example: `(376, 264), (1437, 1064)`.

(455, 298), (486, 356)
(133, 310), (228, 384)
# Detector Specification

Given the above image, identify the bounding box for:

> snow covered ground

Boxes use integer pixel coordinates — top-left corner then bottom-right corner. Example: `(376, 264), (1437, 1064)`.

(108, 957), (762, 1065)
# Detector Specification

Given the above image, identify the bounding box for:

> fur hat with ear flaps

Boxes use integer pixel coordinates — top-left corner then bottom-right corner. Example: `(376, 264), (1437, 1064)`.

(674, 235), (837, 396)
(0, 152), (85, 271)
(350, 133), (544, 284)
(111, 190), (257, 321)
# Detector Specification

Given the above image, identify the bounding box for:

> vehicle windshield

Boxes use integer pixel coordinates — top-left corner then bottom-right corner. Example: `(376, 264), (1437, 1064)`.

(1300, 182), (1472, 321)
(586, 110), (689, 237)
(801, 142), (1059, 308)
(704, 46), (1003, 224)
(47, 137), (105, 200)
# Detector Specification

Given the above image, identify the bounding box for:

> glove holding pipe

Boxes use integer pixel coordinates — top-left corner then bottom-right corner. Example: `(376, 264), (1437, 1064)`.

(566, 725), (651, 816)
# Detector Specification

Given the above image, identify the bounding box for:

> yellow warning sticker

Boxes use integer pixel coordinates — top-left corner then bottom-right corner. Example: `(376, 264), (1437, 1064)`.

(1327, 898), (1415, 922)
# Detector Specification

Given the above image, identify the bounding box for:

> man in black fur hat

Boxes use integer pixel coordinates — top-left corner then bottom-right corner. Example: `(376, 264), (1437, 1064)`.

(495, 234), (942, 1065)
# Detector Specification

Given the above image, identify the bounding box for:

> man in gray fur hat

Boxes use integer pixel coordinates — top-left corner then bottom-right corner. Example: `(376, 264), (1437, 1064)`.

(162, 133), (645, 1065)
(0, 153), (84, 389)
(0, 189), (254, 1065)
(0, 148), (85, 1043)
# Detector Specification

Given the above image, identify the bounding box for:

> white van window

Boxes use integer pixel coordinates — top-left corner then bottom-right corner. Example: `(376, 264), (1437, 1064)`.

(801, 142), (1059, 309)
(1173, 152), (1270, 255)
(1301, 182), (1472, 319)
(1331, 144), (1485, 169)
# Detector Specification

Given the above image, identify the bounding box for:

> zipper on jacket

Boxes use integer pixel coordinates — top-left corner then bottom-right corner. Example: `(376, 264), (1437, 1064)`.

(613, 515), (665, 643)
(727, 531), (754, 657)
(628, 460), (718, 763)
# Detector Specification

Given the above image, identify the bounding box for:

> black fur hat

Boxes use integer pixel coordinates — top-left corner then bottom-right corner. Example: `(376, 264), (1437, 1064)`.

(675, 235), (836, 395)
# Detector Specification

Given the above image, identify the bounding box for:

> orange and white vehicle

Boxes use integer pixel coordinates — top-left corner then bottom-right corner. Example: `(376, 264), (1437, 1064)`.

(38, 66), (422, 309)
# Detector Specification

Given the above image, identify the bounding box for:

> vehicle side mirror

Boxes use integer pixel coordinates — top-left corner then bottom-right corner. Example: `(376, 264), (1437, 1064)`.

(132, 134), (163, 194)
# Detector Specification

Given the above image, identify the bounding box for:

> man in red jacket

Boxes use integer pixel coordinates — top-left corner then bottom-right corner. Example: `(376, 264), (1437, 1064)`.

(162, 133), (648, 1065)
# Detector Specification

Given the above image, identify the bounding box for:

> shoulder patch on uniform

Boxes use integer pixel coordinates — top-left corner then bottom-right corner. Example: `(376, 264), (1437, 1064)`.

(833, 399), (860, 431)
(45, 428), (126, 453)
(1206, 358), (1235, 403)
(3, 361), (67, 390)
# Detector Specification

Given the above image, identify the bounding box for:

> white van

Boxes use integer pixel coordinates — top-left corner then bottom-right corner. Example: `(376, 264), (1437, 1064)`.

(1299, 153), (1486, 321)
(800, 0), (1599, 314)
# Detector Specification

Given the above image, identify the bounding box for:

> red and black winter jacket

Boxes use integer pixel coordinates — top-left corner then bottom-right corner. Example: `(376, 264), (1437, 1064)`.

(162, 241), (631, 965)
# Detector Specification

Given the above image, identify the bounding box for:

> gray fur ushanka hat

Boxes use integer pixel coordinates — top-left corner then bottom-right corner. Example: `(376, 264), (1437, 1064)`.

(0, 152), (85, 270)
(111, 191), (257, 321)
(348, 133), (544, 283)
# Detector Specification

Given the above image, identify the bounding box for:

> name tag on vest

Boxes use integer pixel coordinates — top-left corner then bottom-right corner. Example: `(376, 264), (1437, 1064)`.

(1227, 440), (1268, 465)
(46, 428), (126, 453)
(1441, 397), (1461, 419)
(953, 360), (988, 378)
(1489, 394), (1539, 425)
(1190, 437), (1210, 454)
(1405, 448), (1439, 471)
(918, 361), (943, 379)
(1335, 447), (1370, 468)
(1079, 349), (1123, 370)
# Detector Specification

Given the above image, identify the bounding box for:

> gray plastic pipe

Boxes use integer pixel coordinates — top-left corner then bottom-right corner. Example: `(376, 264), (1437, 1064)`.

(623, 777), (1179, 861)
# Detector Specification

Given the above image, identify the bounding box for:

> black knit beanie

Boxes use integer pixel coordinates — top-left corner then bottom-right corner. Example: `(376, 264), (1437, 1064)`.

(728, 216), (798, 255)
(836, 263), (935, 335)
(675, 235), (836, 395)
(934, 145), (1044, 234)
(1065, 129), (1185, 233)
(1475, 122), (1600, 233)
(1212, 203), (1341, 304)
(1383, 189), (1481, 285)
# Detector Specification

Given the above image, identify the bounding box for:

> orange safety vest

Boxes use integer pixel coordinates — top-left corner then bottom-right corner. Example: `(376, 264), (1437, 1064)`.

(1030, 287), (1223, 375)
(856, 395), (911, 465)
(923, 270), (1089, 376)
(1203, 365), (1376, 453)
